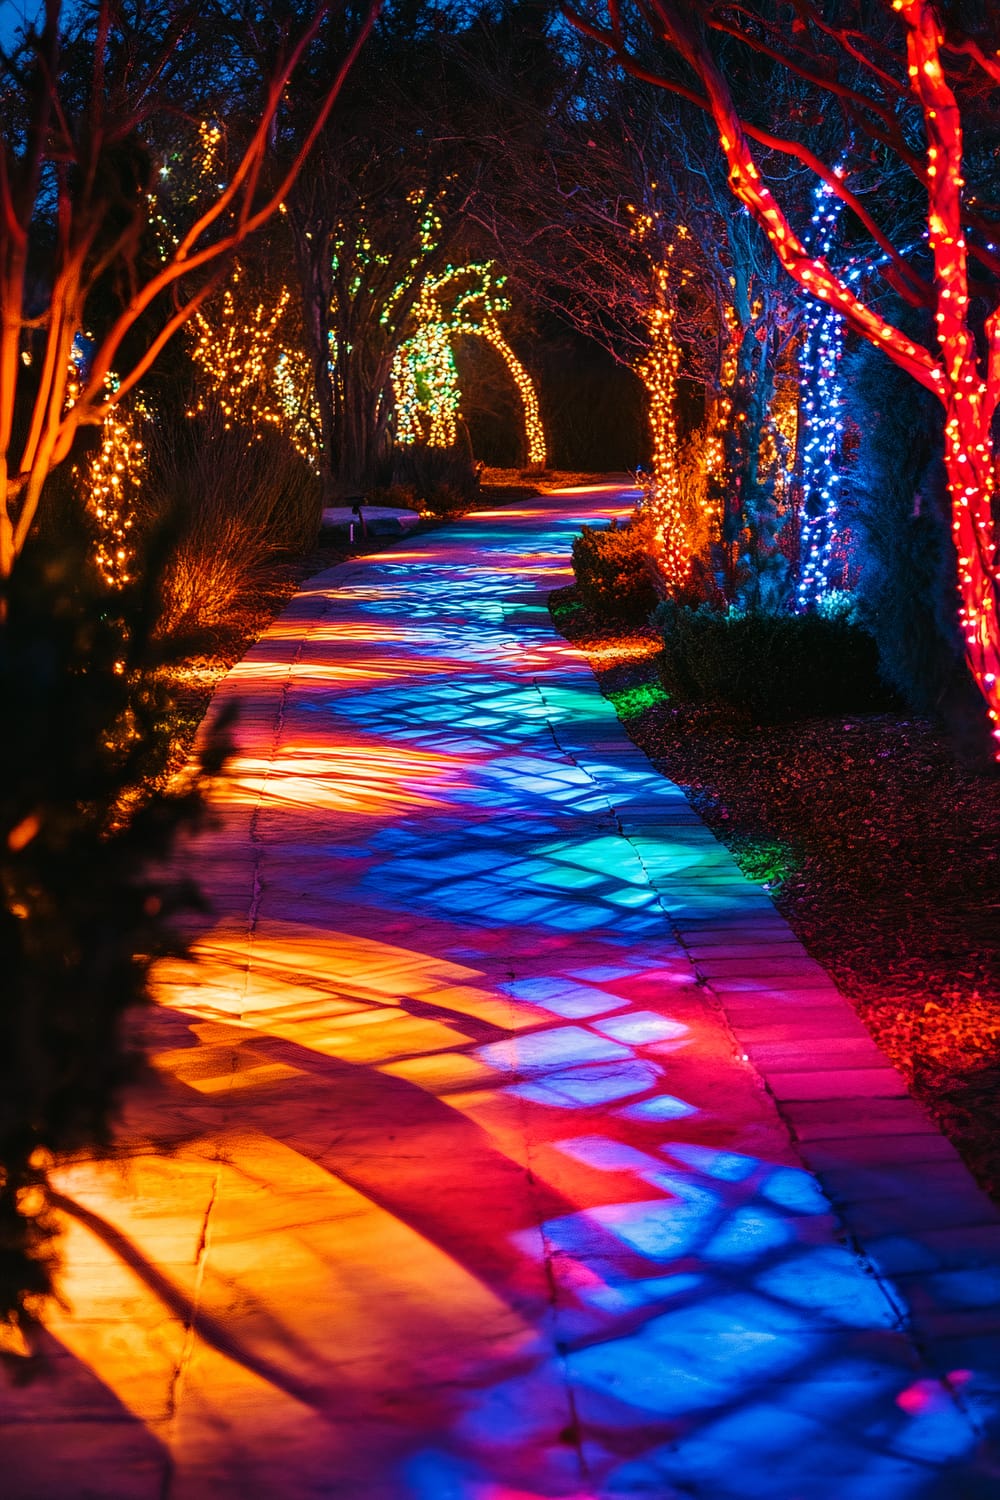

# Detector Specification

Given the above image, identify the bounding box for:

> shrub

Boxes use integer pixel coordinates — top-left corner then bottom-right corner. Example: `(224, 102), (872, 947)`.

(364, 482), (419, 511)
(136, 405), (322, 638)
(391, 443), (479, 515)
(654, 601), (890, 722)
(572, 513), (659, 623)
(0, 533), (226, 1329)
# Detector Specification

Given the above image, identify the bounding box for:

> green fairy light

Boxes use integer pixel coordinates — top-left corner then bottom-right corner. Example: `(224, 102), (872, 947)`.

(392, 261), (546, 465)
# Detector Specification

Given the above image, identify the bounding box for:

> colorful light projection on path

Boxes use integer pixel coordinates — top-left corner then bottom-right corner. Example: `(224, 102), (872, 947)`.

(392, 262), (547, 469)
(12, 485), (997, 1498)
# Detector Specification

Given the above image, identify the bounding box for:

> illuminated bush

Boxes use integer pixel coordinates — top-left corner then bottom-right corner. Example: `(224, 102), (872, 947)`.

(572, 514), (659, 624)
(654, 602), (889, 722)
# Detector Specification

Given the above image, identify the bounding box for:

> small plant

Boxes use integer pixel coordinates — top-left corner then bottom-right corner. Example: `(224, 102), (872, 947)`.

(654, 601), (890, 722)
(607, 681), (670, 720)
(364, 482), (420, 511)
(572, 512), (659, 624)
(731, 834), (803, 891)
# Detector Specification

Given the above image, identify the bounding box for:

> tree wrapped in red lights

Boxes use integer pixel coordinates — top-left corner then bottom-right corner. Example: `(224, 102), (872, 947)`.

(569, 0), (1000, 753)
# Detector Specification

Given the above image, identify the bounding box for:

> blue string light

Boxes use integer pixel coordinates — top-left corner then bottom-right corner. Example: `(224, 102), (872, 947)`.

(796, 177), (847, 610)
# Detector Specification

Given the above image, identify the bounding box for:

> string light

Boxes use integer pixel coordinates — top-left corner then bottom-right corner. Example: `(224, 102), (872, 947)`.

(480, 322), (547, 468)
(198, 120), (223, 182)
(80, 406), (144, 588)
(188, 263), (319, 466)
(392, 262), (547, 467)
(65, 353), (143, 589)
(797, 177), (847, 609)
(393, 283), (462, 447)
(636, 253), (689, 588)
(703, 304), (739, 530)
(629, 210), (691, 589)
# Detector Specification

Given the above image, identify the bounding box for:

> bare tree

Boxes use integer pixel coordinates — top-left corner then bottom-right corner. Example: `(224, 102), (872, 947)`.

(0, 0), (378, 579)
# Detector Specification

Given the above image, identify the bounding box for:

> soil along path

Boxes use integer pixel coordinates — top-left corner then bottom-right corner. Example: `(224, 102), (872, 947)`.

(7, 484), (1000, 1498)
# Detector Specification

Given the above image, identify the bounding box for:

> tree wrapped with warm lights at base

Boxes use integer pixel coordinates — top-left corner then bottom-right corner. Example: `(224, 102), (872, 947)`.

(569, 0), (1000, 756)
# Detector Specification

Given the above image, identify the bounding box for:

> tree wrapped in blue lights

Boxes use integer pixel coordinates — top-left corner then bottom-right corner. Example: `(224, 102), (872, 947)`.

(796, 177), (847, 610)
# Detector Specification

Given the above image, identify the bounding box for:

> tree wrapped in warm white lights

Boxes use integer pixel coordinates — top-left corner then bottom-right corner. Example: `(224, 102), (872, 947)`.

(635, 247), (689, 587)
(188, 264), (319, 466)
(569, 0), (1000, 751)
(76, 402), (145, 588)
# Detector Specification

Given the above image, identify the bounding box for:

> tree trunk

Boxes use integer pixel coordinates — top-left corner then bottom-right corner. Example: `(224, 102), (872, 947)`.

(291, 225), (339, 511)
(943, 403), (1000, 750)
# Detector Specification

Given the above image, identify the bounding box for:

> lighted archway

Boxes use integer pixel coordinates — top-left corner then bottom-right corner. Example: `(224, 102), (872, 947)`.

(392, 263), (548, 471)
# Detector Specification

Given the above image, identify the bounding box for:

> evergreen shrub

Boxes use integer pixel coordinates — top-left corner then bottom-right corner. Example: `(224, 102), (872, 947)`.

(654, 601), (889, 721)
(364, 482), (420, 511)
(0, 532), (227, 1329)
(572, 514), (659, 624)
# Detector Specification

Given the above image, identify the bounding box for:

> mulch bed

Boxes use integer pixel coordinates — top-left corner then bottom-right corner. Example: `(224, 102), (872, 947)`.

(551, 587), (1000, 1206)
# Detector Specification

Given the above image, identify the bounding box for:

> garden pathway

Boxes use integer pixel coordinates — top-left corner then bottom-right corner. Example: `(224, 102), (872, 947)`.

(5, 483), (1000, 1499)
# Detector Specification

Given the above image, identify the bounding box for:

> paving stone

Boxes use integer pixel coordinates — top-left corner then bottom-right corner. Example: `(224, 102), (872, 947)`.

(867, 1225), (1000, 1275)
(842, 1195), (1000, 1237)
(820, 1163), (998, 1212)
(728, 1009), (871, 1041)
(744, 1038), (892, 1072)
(766, 1067), (910, 1101)
(799, 1134), (965, 1170)
(780, 1096), (938, 1139)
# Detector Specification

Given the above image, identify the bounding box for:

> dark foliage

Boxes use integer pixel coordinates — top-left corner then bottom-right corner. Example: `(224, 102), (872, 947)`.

(136, 406), (323, 640)
(0, 529), (227, 1329)
(391, 443), (480, 515)
(532, 324), (647, 472)
(572, 515), (659, 623)
(654, 601), (890, 722)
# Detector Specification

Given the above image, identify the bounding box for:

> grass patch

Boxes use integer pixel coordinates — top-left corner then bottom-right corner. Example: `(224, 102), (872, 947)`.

(607, 681), (670, 720)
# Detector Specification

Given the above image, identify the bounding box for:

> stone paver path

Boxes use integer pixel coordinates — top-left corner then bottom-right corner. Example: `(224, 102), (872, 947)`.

(5, 484), (1000, 1499)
